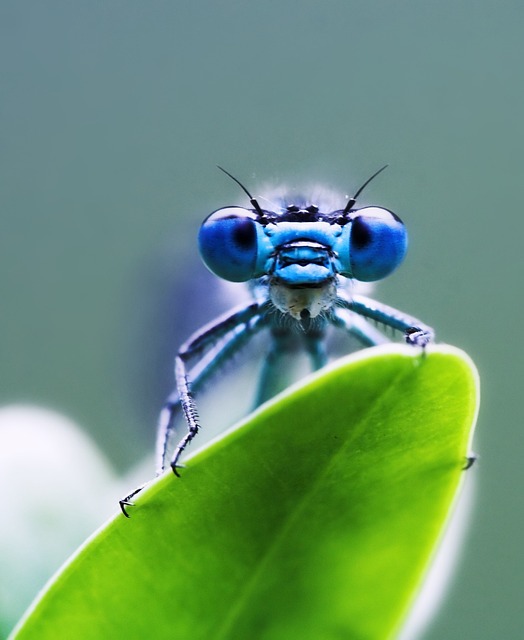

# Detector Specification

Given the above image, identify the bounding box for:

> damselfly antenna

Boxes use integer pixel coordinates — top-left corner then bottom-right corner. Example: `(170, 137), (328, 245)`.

(342, 164), (389, 216)
(217, 165), (265, 217)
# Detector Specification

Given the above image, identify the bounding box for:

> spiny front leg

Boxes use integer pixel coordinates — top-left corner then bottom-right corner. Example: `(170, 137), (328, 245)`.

(170, 353), (201, 476)
(340, 294), (435, 348)
(167, 304), (269, 475)
(119, 304), (268, 516)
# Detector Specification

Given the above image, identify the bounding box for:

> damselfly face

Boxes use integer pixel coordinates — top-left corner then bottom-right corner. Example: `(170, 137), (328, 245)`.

(199, 195), (407, 321)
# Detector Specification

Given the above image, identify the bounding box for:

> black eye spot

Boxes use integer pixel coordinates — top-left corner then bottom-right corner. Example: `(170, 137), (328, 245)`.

(233, 218), (256, 249)
(351, 217), (372, 248)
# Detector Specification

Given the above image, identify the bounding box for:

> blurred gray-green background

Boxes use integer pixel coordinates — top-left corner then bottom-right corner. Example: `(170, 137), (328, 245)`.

(1, 1), (522, 638)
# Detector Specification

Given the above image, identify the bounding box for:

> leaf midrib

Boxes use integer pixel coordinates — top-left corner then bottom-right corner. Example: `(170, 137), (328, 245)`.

(213, 356), (420, 639)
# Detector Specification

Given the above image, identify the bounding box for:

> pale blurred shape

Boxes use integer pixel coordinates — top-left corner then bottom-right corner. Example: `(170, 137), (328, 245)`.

(399, 473), (476, 640)
(0, 405), (119, 635)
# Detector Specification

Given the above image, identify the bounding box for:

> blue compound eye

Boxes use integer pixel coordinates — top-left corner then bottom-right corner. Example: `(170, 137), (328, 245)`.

(349, 207), (408, 282)
(198, 207), (259, 282)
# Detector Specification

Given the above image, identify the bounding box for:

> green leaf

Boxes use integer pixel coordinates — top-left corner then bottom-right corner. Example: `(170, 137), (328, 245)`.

(11, 344), (479, 640)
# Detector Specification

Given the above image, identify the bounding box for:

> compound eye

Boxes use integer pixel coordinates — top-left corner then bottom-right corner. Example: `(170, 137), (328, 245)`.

(349, 207), (408, 281)
(198, 207), (259, 282)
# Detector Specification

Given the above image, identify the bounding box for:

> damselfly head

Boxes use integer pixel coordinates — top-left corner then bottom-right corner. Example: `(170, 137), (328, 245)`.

(199, 167), (408, 306)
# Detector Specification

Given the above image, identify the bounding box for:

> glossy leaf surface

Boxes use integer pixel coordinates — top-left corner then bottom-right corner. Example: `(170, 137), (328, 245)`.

(11, 345), (479, 640)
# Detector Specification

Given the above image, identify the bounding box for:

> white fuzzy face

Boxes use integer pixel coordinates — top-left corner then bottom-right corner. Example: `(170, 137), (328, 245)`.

(269, 280), (337, 320)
